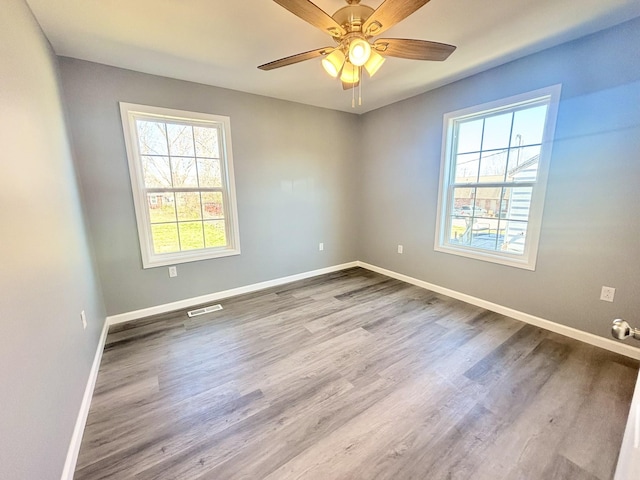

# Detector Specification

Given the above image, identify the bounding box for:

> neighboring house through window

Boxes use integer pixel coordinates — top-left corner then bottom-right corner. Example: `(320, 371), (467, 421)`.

(120, 103), (241, 268)
(434, 85), (561, 270)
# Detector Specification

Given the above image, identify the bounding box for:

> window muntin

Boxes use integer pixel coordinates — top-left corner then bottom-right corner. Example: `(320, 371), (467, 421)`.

(435, 86), (561, 270)
(120, 103), (240, 268)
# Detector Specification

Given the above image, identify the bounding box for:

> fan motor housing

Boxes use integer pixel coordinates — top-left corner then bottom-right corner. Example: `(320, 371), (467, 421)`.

(332, 5), (375, 34)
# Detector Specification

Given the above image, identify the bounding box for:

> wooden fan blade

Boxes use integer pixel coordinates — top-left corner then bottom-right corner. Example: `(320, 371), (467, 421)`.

(258, 47), (333, 71)
(273, 0), (346, 37)
(363, 0), (431, 36)
(374, 38), (456, 61)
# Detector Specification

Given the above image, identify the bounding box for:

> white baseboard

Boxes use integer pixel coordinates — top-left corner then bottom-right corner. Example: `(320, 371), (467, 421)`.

(107, 262), (359, 326)
(106, 259), (639, 359)
(356, 261), (640, 360)
(61, 318), (110, 480)
(105, 259), (639, 359)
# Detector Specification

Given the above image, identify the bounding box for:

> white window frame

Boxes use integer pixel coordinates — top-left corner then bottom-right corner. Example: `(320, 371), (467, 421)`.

(120, 103), (241, 268)
(434, 85), (561, 270)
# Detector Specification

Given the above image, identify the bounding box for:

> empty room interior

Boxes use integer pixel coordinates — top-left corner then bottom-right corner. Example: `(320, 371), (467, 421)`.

(3, 0), (640, 479)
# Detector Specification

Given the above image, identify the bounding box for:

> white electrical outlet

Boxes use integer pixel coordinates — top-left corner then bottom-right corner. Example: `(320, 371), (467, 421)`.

(169, 266), (177, 278)
(600, 286), (615, 302)
(80, 310), (87, 330)
(397, 245), (403, 254)
(319, 243), (324, 251)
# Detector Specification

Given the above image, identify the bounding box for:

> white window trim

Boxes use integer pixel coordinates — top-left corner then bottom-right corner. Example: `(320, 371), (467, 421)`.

(120, 103), (241, 268)
(434, 85), (562, 270)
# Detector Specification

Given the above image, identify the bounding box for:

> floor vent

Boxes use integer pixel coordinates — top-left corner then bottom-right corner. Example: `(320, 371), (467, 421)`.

(187, 304), (223, 317)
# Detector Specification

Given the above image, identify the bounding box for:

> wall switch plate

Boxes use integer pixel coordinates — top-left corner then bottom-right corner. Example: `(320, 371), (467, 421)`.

(397, 245), (403, 254)
(319, 243), (324, 251)
(80, 310), (87, 330)
(600, 286), (615, 302)
(169, 266), (177, 278)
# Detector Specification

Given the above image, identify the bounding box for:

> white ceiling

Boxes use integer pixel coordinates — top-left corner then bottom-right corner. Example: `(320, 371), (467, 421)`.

(26, 0), (640, 114)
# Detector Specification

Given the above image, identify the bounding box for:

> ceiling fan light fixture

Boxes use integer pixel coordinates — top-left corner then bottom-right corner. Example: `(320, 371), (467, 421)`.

(340, 61), (360, 84)
(259, 0), (457, 105)
(364, 50), (385, 77)
(348, 38), (371, 67)
(321, 49), (345, 78)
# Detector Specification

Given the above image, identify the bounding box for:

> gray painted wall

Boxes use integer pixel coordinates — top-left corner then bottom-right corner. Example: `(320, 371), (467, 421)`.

(359, 17), (640, 340)
(58, 59), (361, 316)
(0, 1), (106, 478)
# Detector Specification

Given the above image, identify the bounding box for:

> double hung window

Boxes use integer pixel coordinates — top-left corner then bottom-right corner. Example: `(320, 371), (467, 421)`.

(120, 103), (241, 268)
(434, 86), (561, 270)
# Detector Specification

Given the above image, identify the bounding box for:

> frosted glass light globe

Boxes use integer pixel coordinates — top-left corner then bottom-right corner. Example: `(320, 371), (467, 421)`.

(348, 38), (371, 67)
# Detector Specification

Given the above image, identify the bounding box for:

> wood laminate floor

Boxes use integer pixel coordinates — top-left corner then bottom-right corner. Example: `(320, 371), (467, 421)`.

(75, 268), (639, 480)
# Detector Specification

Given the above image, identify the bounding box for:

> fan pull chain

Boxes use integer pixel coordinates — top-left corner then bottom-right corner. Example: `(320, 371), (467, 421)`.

(359, 67), (362, 106)
(352, 81), (355, 108)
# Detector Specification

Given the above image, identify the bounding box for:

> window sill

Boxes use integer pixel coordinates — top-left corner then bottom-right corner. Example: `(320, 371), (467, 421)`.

(142, 247), (241, 269)
(434, 243), (536, 271)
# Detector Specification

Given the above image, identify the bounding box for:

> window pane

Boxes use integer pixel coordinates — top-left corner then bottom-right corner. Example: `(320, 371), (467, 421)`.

(511, 105), (548, 147)
(482, 112), (513, 150)
(142, 156), (172, 188)
(454, 153), (480, 183)
(469, 218), (498, 251)
(507, 146), (541, 182)
(197, 158), (222, 187)
(478, 149), (508, 182)
(194, 126), (219, 158)
(137, 120), (168, 155)
(171, 157), (198, 187)
(452, 187), (475, 217)
(503, 186), (534, 221)
(178, 222), (204, 250)
(176, 192), (202, 221)
(204, 220), (227, 248)
(502, 220), (528, 254)
(456, 119), (483, 154)
(167, 123), (195, 157)
(499, 188), (510, 219)
(448, 216), (470, 246)
(148, 193), (176, 223)
(202, 192), (225, 219)
(151, 223), (180, 253)
(475, 187), (500, 218)
(468, 187), (500, 251)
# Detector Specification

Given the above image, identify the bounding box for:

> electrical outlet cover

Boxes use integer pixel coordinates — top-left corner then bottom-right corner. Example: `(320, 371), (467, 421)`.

(600, 286), (615, 302)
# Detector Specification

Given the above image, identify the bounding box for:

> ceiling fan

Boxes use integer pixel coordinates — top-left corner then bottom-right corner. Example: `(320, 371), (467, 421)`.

(258, 0), (456, 102)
